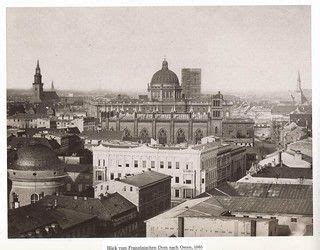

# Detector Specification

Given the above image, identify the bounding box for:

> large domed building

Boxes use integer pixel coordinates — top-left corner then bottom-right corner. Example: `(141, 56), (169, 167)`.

(148, 59), (183, 101)
(8, 144), (66, 209)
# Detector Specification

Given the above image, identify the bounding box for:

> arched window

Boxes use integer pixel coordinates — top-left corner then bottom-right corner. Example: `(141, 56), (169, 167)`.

(176, 129), (186, 144)
(215, 126), (218, 135)
(158, 129), (167, 145)
(139, 128), (149, 143)
(123, 128), (131, 140)
(30, 193), (39, 204)
(194, 129), (203, 144)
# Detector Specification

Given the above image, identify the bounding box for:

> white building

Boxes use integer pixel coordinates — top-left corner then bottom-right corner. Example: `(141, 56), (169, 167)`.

(92, 141), (246, 202)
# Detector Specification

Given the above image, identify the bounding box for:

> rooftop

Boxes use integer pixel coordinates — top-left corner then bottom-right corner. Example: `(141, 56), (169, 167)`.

(118, 170), (171, 188)
(38, 193), (136, 221)
(201, 182), (313, 200)
(252, 165), (312, 179)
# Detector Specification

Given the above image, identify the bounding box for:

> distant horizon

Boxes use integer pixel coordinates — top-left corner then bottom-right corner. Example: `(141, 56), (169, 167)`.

(7, 6), (311, 92)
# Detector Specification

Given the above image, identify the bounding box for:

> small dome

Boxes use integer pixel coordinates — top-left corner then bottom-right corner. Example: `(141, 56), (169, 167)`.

(150, 60), (179, 87)
(11, 144), (64, 171)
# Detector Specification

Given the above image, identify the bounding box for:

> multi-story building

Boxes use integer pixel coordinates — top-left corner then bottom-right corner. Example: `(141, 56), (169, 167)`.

(7, 114), (55, 129)
(92, 140), (246, 202)
(222, 118), (255, 147)
(56, 117), (95, 132)
(181, 68), (201, 99)
(94, 170), (171, 220)
(86, 59), (224, 145)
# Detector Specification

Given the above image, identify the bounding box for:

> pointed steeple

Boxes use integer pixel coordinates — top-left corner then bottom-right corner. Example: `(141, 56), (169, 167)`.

(36, 59), (41, 74)
(297, 71), (301, 91)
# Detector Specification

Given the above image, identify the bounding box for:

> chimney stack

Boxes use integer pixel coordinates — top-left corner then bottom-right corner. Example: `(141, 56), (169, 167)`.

(278, 151), (282, 167)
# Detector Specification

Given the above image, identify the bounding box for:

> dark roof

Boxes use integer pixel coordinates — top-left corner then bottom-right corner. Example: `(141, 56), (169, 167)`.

(271, 105), (297, 115)
(150, 60), (179, 87)
(212, 196), (312, 216)
(8, 136), (53, 150)
(80, 130), (123, 141)
(252, 165), (312, 179)
(202, 182), (313, 200)
(41, 91), (60, 101)
(8, 203), (58, 237)
(64, 164), (92, 173)
(47, 208), (96, 230)
(10, 144), (64, 171)
(119, 170), (171, 188)
(39, 193), (136, 221)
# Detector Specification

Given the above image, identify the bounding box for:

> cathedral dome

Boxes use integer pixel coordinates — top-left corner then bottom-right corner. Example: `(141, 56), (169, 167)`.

(150, 60), (179, 87)
(11, 144), (64, 171)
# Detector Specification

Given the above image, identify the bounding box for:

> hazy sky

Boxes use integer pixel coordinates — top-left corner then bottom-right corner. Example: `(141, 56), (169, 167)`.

(7, 6), (311, 93)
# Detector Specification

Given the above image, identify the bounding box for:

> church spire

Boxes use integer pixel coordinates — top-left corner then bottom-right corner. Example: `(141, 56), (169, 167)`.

(35, 59), (41, 74)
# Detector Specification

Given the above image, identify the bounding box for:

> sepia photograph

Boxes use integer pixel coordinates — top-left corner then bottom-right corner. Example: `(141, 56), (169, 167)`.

(3, 2), (317, 245)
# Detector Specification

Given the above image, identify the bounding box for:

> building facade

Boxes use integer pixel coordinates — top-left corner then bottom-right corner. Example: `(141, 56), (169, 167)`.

(95, 170), (171, 220)
(92, 141), (246, 202)
(7, 144), (67, 208)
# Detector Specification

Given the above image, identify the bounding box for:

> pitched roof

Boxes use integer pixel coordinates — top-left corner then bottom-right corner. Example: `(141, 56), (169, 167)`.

(80, 130), (123, 141)
(202, 182), (313, 200)
(41, 91), (60, 101)
(213, 196), (312, 216)
(8, 203), (58, 237)
(39, 193), (136, 221)
(118, 170), (171, 188)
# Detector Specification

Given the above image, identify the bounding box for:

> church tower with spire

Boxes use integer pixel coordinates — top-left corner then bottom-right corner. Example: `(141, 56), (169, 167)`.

(32, 60), (43, 103)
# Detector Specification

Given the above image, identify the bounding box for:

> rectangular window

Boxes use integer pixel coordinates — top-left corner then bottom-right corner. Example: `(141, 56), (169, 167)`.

(110, 173), (114, 180)
(202, 178), (205, 184)
(243, 215), (249, 218)
(118, 173), (121, 179)
(168, 161), (172, 169)
(175, 177), (179, 183)
(118, 164), (122, 168)
(106, 185), (109, 191)
(126, 163), (129, 168)
(98, 160), (101, 166)
(185, 180), (192, 184)
(186, 163), (189, 170)
(175, 189), (179, 198)
(142, 160), (146, 168)
(78, 184), (83, 192)
(176, 162), (180, 169)
(103, 160), (105, 166)
(134, 160), (138, 168)
(271, 216), (276, 219)
(124, 186), (126, 191)
(130, 187), (133, 191)
(160, 161), (164, 169)
(151, 161), (155, 168)
(66, 183), (71, 191)
(291, 218), (297, 222)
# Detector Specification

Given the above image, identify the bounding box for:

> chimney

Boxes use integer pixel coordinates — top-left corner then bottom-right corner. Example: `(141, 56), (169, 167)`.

(178, 217), (184, 237)
(295, 150), (302, 161)
(278, 151), (282, 167)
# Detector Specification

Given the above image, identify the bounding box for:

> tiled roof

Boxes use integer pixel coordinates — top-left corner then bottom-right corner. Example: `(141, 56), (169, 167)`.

(213, 196), (312, 216)
(119, 170), (171, 188)
(41, 91), (60, 101)
(202, 182), (313, 200)
(39, 193), (136, 221)
(8, 203), (58, 237)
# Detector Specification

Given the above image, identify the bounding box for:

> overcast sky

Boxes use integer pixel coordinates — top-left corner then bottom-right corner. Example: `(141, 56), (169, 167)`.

(6, 6), (311, 93)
